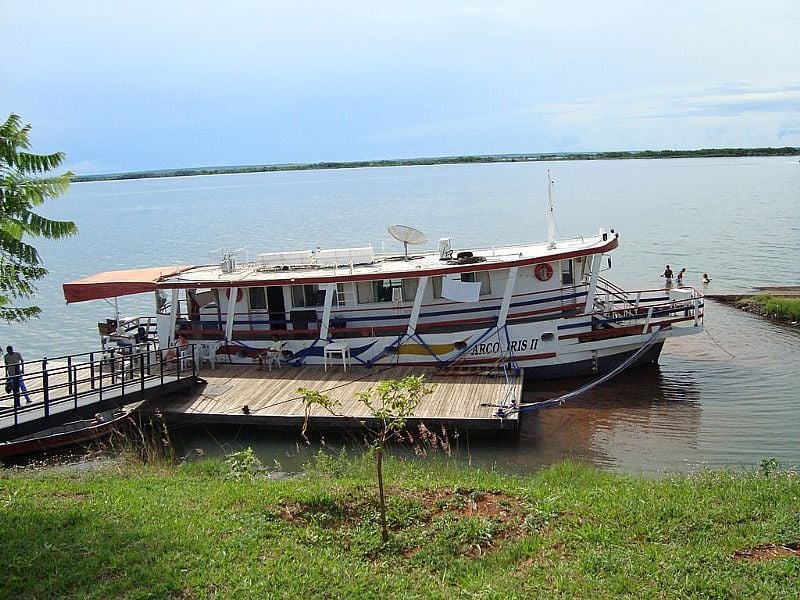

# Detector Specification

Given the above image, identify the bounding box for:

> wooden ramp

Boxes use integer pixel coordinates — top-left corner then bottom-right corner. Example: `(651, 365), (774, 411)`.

(143, 364), (521, 433)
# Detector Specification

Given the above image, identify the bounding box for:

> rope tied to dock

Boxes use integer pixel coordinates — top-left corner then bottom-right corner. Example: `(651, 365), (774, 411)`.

(494, 328), (664, 418)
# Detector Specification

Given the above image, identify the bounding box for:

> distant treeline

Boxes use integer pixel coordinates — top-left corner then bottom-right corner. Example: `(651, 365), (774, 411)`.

(71, 147), (800, 182)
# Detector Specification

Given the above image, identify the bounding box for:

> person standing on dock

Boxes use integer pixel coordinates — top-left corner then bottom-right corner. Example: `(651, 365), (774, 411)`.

(4, 345), (31, 406)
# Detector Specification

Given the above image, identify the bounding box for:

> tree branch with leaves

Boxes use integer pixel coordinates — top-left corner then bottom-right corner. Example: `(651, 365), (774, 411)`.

(298, 375), (434, 543)
(0, 114), (77, 322)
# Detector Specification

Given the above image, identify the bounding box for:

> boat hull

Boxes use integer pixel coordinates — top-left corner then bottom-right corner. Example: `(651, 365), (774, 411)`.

(523, 339), (664, 381)
(0, 410), (129, 459)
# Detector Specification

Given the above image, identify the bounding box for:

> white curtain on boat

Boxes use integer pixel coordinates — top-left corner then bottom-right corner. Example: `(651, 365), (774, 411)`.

(441, 278), (481, 303)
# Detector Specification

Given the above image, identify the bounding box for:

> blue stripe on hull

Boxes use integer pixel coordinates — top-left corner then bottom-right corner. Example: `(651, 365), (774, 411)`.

(522, 341), (664, 382)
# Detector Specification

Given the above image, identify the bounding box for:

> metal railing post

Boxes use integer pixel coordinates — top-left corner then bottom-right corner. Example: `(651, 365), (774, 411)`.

(42, 357), (50, 418)
(67, 356), (74, 395)
(98, 354), (104, 402)
(140, 353), (146, 392)
(90, 351), (96, 389)
(72, 362), (79, 409)
(120, 350), (126, 397)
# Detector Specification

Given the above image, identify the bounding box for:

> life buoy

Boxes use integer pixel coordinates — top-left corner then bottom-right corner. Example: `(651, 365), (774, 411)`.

(534, 263), (553, 281)
(225, 288), (244, 302)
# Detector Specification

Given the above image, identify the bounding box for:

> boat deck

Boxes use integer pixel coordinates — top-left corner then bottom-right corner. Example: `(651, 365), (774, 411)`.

(143, 363), (521, 433)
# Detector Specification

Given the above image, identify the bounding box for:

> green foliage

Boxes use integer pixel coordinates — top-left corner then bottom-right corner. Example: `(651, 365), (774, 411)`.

(356, 375), (434, 438)
(760, 458), (781, 477)
(0, 114), (77, 321)
(752, 295), (800, 321)
(297, 386), (341, 440)
(297, 386), (339, 413)
(299, 377), (435, 544)
(224, 447), (267, 479)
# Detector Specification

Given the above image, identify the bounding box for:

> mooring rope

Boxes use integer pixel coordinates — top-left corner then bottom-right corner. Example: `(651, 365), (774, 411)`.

(495, 328), (664, 417)
(704, 326), (736, 359)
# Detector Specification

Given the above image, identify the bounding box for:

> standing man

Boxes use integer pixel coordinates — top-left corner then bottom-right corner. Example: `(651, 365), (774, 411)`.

(5, 345), (31, 406)
(661, 265), (674, 287)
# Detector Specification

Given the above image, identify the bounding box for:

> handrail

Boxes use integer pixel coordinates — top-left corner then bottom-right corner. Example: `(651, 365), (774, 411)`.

(0, 344), (197, 430)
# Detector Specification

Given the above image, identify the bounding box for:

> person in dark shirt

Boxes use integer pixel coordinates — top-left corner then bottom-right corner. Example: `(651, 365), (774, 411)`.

(4, 345), (31, 406)
(661, 265), (674, 287)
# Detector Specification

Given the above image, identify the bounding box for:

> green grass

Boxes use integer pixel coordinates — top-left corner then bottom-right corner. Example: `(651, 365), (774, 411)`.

(752, 295), (800, 321)
(1, 454), (799, 599)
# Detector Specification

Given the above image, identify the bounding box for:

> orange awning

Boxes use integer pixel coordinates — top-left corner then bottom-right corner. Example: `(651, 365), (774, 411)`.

(62, 266), (194, 303)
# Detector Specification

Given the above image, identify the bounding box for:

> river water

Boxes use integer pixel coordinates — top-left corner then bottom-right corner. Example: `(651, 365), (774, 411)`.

(2, 157), (798, 474)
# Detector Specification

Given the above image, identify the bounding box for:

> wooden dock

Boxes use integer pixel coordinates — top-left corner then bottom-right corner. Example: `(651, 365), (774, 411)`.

(142, 364), (521, 433)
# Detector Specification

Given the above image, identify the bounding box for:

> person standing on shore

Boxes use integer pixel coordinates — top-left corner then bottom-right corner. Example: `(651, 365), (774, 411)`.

(4, 345), (31, 406)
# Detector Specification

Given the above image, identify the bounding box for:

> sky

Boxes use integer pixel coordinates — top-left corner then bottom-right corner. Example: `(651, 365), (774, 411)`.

(2, 0), (799, 175)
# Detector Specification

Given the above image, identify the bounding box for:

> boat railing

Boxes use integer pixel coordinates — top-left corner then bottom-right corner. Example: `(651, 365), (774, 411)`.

(0, 343), (198, 429)
(99, 315), (159, 349)
(596, 277), (636, 315)
(583, 284), (703, 334)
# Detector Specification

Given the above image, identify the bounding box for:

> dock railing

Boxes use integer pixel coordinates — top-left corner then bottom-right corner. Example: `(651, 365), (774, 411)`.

(0, 343), (198, 431)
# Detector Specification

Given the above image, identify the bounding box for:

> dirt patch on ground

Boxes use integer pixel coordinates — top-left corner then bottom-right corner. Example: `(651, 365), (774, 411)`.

(733, 543), (800, 562)
(279, 487), (532, 557)
(407, 488), (523, 520)
(280, 488), (524, 525)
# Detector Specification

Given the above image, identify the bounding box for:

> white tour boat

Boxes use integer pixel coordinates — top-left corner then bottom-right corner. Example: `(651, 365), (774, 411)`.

(63, 177), (704, 380)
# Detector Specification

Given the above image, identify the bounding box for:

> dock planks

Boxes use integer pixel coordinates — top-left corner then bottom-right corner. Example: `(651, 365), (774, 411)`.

(145, 364), (521, 433)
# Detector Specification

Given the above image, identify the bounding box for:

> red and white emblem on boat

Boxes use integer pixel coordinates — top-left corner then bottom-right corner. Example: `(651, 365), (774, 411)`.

(534, 263), (553, 281)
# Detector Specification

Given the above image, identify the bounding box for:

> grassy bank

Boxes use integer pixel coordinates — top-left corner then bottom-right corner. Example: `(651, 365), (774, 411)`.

(1, 454), (799, 599)
(750, 295), (800, 322)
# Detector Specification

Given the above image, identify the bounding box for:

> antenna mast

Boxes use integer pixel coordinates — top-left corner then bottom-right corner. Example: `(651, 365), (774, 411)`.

(546, 170), (557, 249)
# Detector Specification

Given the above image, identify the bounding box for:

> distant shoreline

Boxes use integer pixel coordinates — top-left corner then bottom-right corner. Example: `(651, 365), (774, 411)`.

(71, 147), (800, 183)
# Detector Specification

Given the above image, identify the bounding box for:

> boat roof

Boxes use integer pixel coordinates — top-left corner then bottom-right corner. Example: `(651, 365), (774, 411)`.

(62, 265), (193, 303)
(156, 233), (618, 290)
(60, 233), (618, 301)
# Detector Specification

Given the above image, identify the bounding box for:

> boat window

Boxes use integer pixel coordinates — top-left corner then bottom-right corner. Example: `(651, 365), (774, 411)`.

(461, 271), (492, 295)
(541, 332), (555, 342)
(356, 280), (393, 304)
(561, 260), (574, 285)
(248, 287), (267, 310)
(291, 284), (325, 307)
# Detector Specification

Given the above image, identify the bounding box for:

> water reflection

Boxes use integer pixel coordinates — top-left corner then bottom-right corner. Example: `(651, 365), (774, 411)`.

(484, 365), (703, 474)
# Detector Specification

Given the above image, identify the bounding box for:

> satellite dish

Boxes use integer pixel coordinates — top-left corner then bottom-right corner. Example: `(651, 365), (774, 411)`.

(388, 225), (428, 259)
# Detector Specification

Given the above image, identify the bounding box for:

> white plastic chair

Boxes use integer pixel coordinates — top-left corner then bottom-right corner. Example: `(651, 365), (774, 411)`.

(323, 342), (351, 372)
(178, 346), (194, 371)
(264, 351), (281, 372)
(197, 341), (222, 370)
